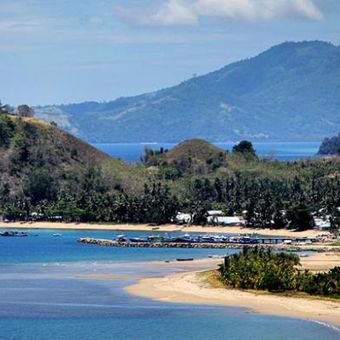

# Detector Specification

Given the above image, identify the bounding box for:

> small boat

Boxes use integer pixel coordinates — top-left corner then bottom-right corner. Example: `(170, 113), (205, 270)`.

(198, 235), (217, 243)
(116, 234), (128, 242)
(175, 233), (197, 243)
(176, 258), (194, 262)
(52, 233), (62, 237)
(147, 235), (163, 242)
(129, 237), (148, 243)
(0, 231), (28, 237)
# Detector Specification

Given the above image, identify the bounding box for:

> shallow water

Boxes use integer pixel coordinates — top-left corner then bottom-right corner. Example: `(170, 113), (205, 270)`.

(0, 229), (339, 340)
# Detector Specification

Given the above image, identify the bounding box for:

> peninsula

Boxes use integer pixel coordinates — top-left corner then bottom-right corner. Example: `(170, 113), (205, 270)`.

(127, 252), (340, 326)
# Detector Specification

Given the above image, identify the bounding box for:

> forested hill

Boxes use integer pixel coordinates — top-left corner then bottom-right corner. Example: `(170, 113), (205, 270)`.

(318, 133), (340, 155)
(35, 40), (340, 143)
(0, 113), (147, 220)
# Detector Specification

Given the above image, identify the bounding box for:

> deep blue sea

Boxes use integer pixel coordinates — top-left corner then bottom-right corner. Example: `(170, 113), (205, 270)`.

(93, 142), (320, 162)
(0, 228), (339, 340)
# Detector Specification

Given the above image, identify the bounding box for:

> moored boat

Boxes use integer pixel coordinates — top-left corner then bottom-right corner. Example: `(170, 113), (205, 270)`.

(0, 230), (28, 237)
(176, 258), (194, 262)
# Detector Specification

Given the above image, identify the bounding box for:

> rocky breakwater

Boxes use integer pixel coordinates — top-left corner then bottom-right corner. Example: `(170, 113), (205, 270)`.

(78, 237), (284, 250)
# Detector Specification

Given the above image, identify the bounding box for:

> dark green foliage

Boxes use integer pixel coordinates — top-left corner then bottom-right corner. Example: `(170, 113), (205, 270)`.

(286, 204), (314, 231)
(0, 113), (15, 147)
(220, 247), (300, 292)
(24, 169), (56, 204)
(318, 133), (340, 155)
(176, 161), (339, 230)
(232, 141), (256, 158)
(219, 247), (340, 298)
(9, 121), (35, 170)
(304, 267), (340, 298)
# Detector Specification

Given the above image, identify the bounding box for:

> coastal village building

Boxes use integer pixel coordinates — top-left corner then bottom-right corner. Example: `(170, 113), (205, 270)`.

(174, 212), (192, 224)
(314, 217), (331, 231)
(206, 211), (245, 226)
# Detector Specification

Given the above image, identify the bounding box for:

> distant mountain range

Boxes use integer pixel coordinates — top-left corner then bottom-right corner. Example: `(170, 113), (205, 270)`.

(35, 41), (340, 143)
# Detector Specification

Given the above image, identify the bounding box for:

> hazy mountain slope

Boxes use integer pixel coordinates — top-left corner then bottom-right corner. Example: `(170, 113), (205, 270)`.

(35, 41), (340, 143)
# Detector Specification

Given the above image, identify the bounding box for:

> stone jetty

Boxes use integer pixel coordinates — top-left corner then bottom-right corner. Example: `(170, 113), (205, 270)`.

(77, 237), (323, 252)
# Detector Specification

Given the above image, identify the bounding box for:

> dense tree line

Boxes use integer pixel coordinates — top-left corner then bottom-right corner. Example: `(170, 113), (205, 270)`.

(219, 247), (340, 298)
(178, 165), (340, 230)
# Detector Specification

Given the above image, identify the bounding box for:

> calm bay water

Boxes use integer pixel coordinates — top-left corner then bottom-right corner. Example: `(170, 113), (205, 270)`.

(0, 228), (339, 340)
(93, 142), (320, 162)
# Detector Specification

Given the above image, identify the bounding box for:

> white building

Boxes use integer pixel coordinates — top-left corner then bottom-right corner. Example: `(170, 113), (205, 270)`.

(206, 210), (245, 226)
(175, 212), (192, 224)
(314, 217), (331, 230)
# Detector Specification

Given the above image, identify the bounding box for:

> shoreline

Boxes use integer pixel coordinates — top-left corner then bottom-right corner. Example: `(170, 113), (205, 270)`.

(126, 253), (340, 326)
(0, 221), (327, 238)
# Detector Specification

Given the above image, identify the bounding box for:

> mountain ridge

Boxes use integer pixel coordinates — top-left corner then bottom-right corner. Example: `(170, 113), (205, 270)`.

(35, 40), (340, 143)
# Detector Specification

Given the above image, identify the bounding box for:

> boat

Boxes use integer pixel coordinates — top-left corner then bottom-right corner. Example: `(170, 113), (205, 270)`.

(175, 233), (197, 243)
(116, 234), (128, 242)
(198, 234), (219, 243)
(176, 258), (194, 262)
(53, 233), (62, 237)
(147, 235), (163, 242)
(0, 230), (28, 237)
(129, 237), (148, 243)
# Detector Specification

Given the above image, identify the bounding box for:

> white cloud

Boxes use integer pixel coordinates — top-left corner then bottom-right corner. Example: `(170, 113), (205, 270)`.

(194, 0), (323, 21)
(118, 0), (323, 27)
(0, 18), (55, 32)
(117, 0), (198, 27)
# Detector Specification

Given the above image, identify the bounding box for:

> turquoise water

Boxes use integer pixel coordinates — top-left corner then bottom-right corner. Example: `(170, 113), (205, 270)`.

(93, 142), (320, 162)
(0, 229), (339, 340)
(0, 229), (236, 263)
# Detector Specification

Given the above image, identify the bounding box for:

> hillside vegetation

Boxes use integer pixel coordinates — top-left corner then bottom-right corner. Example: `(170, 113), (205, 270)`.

(35, 41), (340, 143)
(0, 112), (155, 221)
(318, 133), (340, 155)
(0, 112), (339, 230)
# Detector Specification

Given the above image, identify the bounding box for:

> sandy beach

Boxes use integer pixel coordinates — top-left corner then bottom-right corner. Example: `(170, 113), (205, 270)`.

(0, 221), (327, 238)
(126, 252), (340, 326)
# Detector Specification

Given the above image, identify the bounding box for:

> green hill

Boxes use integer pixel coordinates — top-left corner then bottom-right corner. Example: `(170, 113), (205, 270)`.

(166, 139), (226, 162)
(35, 41), (340, 143)
(0, 113), (147, 220)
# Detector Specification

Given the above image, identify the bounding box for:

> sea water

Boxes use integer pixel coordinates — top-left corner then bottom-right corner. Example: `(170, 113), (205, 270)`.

(0, 229), (339, 340)
(93, 142), (320, 162)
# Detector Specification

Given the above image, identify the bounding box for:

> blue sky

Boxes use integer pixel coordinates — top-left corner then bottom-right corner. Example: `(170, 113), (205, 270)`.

(1, 0), (340, 106)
